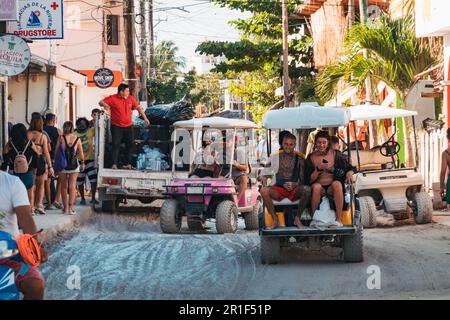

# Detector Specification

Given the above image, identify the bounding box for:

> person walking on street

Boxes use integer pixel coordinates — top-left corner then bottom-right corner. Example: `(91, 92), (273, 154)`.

(98, 83), (150, 169)
(0, 170), (48, 300)
(75, 117), (98, 205)
(29, 117), (54, 215)
(55, 121), (85, 215)
(89, 108), (101, 128)
(1, 124), (39, 206)
(440, 128), (450, 210)
(43, 113), (63, 210)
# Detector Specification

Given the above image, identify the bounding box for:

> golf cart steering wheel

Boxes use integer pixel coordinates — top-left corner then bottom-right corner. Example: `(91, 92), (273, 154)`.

(379, 140), (401, 157)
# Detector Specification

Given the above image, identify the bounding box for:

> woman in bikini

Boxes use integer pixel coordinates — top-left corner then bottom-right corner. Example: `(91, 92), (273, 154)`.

(305, 130), (354, 224)
(28, 117), (54, 215)
(55, 121), (85, 215)
(440, 128), (450, 210)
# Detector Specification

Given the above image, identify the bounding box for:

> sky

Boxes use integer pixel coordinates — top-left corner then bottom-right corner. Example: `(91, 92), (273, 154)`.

(153, 0), (251, 71)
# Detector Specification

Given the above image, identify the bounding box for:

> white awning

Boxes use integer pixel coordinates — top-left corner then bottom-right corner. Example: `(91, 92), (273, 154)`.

(262, 105), (350, 129)
(348, 105), (418, 121)
(174, 116), (257, 129)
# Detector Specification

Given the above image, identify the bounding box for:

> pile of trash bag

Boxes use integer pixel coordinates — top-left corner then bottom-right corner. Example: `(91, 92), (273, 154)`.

(136, 146), (170, 171)
(143, 98), (195, 125)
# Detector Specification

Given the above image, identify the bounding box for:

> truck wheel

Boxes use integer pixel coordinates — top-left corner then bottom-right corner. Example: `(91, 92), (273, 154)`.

(343, 222), (364, 262)
(359, 196), (377, 228)
(414, 192), (433, 224)
(160, 199), (182, 234)
(101, 199), (118, 213)
(187, 218), (206, 231)
(260, 236), (280, 264)
(215, 200), (238, 234)
(244, 199), (261, 230)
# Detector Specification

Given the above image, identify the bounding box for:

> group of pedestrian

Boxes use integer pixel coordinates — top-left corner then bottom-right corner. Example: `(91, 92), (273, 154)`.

(1, 109), (100, 216)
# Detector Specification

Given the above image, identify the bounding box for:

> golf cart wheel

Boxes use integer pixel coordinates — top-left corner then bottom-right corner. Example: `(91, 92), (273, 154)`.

(343, 221), (364, 262)
(244, 199), (261, 230)
(101, 199), (119, 213)
(260, 236), (280, 264)
(215, 200), (238, 234)
(187, 218), (206, 231)
(414, 192), (433, 224)
(359, 196), (377, 228)
(160, 199), (182, 234)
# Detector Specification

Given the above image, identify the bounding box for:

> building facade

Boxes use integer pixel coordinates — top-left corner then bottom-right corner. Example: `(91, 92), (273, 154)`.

(415, 0), (450, 126)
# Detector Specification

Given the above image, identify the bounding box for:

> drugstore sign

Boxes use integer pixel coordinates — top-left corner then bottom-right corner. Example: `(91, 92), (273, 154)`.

(11, 0), (64, 39)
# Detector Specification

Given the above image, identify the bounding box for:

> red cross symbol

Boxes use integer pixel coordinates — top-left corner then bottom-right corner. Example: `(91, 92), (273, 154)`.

(50, 2), (59, 10)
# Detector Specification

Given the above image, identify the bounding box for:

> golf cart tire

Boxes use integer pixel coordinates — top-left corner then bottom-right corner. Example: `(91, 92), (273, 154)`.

(101, 199), (118, 213)
(359, 196), (377, 228)
(414, 192), (433, 224)
(216, 200), (238, 234)
(343, 222), (364, 262)
(260, 236), (280, 264)
(187, 218), (206, 231)
(244, 199), (261, 230)
(160, 199), (182, 234)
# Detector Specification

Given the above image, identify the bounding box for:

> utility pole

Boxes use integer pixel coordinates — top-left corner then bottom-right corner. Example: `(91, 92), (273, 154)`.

(281, 0), (290, 108)
(124, 0), (137, 98)
(347, 0), (355, 28)
(148, 0), (155, 80)
(139, 0), (147, 102)
(359, 0), (372, 103)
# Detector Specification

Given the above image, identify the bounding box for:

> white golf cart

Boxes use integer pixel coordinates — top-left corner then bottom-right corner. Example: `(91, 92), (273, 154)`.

(260, 105), (363, 264)
(347, 105), (433, 227)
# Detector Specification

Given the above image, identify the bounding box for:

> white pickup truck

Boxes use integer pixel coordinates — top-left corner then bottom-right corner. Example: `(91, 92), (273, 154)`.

(95, 114), (188, 213)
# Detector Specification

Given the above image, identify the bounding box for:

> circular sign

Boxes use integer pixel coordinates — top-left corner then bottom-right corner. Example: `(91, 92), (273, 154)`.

(0, 35), (31, 76)
(367, 5), (381, 20)
(93, 68), (115, 88)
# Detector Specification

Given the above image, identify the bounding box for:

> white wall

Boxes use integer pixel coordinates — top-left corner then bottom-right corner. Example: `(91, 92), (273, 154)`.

(78, 86), (117, 119)
(415, 0), (450, 37)
(8, 72), (84, 127)
(405, 80), (437, 127)
(8, 73), (49, 125)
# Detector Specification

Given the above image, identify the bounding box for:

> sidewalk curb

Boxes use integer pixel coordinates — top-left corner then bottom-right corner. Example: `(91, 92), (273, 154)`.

(43, 207), (94, 244)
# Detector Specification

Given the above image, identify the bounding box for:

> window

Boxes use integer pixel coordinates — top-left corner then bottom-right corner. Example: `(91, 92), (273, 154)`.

(107, 15), (119, 45)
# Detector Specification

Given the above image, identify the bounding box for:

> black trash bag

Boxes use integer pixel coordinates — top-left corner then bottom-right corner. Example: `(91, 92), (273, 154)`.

(144, 98), (195, 125)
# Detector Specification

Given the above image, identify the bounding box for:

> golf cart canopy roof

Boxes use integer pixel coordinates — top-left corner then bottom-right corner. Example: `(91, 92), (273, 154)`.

(262, 105), (350, 129)
(349, 105), (418, 121)
(173, 116), (257, 129)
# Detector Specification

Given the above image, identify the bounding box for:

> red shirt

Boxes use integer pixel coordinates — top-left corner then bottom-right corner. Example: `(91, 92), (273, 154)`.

(103, 94), (140, 127)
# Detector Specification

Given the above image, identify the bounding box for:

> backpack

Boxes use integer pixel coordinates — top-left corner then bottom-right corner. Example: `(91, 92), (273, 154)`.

(63, 136), (79, 171)
(54, 142), (67, 174)
(10, 140), (32, 174)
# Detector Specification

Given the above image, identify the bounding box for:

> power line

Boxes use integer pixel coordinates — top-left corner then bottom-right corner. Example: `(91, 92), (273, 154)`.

(156, 29), (241, 40)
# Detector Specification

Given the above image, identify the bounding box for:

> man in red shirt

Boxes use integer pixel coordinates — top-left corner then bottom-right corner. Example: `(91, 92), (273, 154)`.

(99, 83), (150, 169)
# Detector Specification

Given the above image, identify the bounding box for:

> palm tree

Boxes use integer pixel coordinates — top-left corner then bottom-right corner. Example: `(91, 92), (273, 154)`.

(153, 40), (186, 80)
(316, 15), (436, 166)
(316, 15), (436, 104)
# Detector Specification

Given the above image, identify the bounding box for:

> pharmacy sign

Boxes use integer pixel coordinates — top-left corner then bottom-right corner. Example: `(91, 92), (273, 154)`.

(11, 0), (64, 39)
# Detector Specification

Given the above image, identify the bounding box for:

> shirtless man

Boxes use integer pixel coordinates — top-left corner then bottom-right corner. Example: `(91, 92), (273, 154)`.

(259, 132), (311, 229)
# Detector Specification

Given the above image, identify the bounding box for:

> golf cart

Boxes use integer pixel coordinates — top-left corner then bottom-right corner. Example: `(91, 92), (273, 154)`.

(160, 117), (262, 234)
(347, 105), (433, 227)
(260, 105), (363, 264)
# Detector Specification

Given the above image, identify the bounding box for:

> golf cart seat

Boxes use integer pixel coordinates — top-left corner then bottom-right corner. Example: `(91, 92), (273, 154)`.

(273, 198), (300, 206)
(350, 148), (394, 171)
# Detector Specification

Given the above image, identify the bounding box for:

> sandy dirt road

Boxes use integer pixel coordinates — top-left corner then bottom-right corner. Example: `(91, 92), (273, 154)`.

(41, 212), (450, 300)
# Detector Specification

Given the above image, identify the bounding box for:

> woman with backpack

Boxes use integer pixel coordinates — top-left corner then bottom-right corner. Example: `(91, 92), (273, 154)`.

(54, 121), (85, 215)
(29, 117), (54, 215)
(1, 124), (39, 208)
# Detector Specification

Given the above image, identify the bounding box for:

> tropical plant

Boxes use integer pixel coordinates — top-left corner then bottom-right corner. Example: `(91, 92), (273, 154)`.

(316, 15), (436, 104)
(153, 40), (186, 81)
(195, 0), (316, 125)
